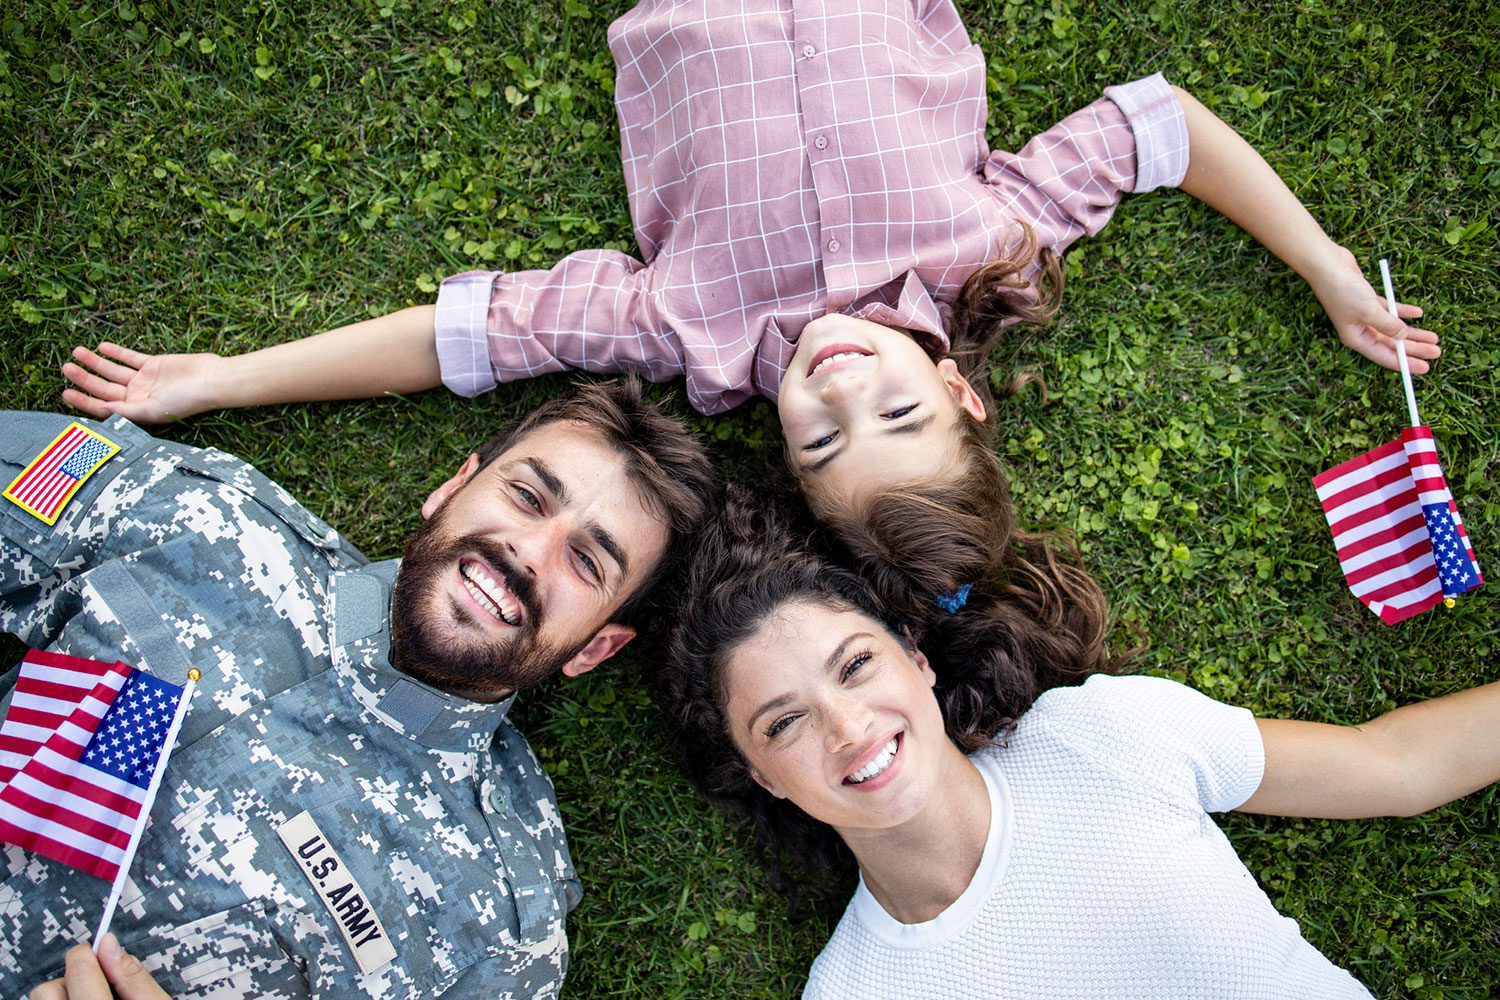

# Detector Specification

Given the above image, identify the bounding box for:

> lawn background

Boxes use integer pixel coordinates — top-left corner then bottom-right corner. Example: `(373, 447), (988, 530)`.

(2, 0), (1497, 996)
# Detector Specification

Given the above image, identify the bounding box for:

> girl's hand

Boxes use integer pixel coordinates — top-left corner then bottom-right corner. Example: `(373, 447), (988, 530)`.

(1309, 246), (1441, 374)
(61, 343), (224, 424)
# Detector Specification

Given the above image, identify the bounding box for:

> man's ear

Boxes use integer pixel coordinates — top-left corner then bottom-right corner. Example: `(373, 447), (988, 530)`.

(422, 453), (481, 520)
(559, 623), (637, 678)
(749, 767), (786, 800)
(936, 358), (987, 422)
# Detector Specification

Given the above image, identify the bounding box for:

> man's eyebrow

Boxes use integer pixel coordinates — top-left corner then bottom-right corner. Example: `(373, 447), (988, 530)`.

(589, 525), (629, 578)
(517, 457), (629, 578)
(519, 458), (566, 503)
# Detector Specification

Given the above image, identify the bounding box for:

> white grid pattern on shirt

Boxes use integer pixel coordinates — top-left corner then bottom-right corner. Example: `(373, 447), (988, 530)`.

(435, 0), (1188, 415)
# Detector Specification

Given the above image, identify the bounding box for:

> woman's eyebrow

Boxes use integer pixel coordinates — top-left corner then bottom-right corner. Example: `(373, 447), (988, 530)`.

(748, 693), (794, 735)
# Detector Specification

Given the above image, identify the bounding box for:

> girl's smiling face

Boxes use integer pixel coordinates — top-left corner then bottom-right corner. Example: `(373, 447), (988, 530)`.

(778, 313), (986, 498)
(720, 599), (951, 833)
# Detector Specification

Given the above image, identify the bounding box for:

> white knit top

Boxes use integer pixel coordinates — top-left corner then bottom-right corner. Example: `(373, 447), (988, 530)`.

(802, 674), (1373, 999)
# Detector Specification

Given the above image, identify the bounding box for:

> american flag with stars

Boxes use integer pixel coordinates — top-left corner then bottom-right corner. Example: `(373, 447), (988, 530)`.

(1313, 425), (1482, 625)
(2, 422), (119, 526)
(0, 650), (188, 881)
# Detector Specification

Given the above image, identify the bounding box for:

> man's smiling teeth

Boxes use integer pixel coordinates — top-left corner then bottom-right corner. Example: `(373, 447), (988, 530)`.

(810, 351), (867, 377)
(846, 737), (898, 784)
(460, 562), (522, 626)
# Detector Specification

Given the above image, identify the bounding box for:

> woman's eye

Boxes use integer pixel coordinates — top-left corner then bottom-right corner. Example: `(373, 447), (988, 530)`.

(804, 431), (837, 451)
(884, 404), (917, 419)
(513, 485), (542, 512)
(840, 652), (872, 682)
(766, 714), (797, 739)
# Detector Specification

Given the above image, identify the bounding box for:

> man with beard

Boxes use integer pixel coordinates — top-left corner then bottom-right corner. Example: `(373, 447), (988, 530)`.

(0, 378), (713, 999)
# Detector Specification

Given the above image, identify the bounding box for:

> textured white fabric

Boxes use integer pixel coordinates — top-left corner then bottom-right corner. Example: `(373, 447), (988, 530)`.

(803, 675), (1374, 999)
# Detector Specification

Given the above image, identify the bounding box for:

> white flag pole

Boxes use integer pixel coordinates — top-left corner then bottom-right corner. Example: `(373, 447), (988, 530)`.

(1379, 258), (1421, 429)
(92, 669), (199, 954)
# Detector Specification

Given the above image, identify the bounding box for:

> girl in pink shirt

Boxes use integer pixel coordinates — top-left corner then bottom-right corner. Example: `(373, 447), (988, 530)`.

(58, 1), (1437, 612)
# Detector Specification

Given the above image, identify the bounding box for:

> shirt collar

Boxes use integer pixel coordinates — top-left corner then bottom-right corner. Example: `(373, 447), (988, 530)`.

(328, 559), (516, 752)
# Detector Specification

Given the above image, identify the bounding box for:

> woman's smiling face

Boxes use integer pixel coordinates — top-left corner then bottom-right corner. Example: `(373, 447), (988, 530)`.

(720, 600), (950, 834)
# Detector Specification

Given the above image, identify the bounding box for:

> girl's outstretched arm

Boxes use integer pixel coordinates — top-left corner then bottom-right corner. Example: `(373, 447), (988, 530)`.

(61, 305), (441, 424)
(1173, 86), (1442, 374)
(1238, 681), (1500, 819)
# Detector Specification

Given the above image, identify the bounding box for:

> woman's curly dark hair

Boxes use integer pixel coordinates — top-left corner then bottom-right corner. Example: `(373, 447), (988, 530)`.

(656, 484), (1121, 912)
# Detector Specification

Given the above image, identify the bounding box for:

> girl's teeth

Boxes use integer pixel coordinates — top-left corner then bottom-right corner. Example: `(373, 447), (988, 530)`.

(847, 738), (899, 784)
(811, 351), (865, 376)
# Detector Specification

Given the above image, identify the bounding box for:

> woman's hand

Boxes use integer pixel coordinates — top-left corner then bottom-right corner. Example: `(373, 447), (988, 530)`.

(61, 343), (224, 424)
(28, 937), (172, 1000)
(1307, 245), (1441, 374)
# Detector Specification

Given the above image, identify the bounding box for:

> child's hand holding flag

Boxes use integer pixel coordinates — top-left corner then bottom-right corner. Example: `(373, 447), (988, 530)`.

(1313, 260), (1482, 624)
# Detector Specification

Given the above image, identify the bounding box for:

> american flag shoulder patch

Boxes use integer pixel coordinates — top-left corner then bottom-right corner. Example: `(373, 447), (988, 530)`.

(3, 422), (121, 526)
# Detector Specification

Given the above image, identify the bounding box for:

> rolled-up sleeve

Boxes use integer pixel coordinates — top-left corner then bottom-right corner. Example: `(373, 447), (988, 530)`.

(1102, 72), (1189, 193)
(982, 72), (1188, 254)
(433, 250), (687, 399)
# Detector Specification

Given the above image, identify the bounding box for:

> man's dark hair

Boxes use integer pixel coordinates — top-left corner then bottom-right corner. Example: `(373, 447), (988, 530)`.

(472, 376), (715, 634)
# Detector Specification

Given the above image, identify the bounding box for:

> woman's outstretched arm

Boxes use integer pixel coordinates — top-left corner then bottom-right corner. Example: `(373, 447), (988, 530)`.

(1239, 681), (1500, 819)
(61, 305), (441, 424)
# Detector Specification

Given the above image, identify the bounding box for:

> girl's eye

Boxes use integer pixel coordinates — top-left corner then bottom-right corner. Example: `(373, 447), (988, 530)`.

(804, 431), (837, 451)
(765, 714), (798, 739)
(513, 484), (543, 512)
(575, 548), (602, 584)
(884, 404), (917, 419)
(840, 652), (872, 682)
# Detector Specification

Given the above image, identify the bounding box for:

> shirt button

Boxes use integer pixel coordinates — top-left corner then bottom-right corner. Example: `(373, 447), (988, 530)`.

(827, 238), (840, 253)
(813, 135), (828, 150)
(488, 787), (509, 813)
(802, 44), (816, 58)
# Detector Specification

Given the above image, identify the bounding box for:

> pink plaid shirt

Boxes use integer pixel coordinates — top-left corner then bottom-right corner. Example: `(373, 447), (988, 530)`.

(435, 0), (1189, 415)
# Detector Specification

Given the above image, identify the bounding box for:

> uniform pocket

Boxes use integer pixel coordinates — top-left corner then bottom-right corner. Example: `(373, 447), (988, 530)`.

(125, 900), (305, 1000)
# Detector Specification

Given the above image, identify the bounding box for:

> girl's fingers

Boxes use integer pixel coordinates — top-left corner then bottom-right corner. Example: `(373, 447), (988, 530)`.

(71, 345), (138, 383)
(95, 341), (152, 368)
(60, 363), (127, 402)
(1395, 301), (1425, 320)
(61, 387), (119, 419)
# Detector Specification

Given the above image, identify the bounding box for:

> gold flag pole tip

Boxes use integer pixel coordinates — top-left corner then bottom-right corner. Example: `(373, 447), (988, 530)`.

(188, 668), (201, 681)
(1444, 598), (1456, 610)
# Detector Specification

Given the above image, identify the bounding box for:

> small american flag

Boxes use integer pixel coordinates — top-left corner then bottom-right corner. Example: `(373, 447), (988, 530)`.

(0, 650), (189, 881)
(3, 423), (120, 526)
(1314, 425), (1483, 625)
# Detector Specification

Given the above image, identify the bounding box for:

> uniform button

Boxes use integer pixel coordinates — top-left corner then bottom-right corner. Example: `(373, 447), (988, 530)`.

(827, 238), (840, 253)
(488, 787), (509, 813)
(813, 135), (828, 151)
(802, 44), (816, 58)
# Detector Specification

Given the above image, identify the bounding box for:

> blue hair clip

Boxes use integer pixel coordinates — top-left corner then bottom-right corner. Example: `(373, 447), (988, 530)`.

(933, 582), (973, 614)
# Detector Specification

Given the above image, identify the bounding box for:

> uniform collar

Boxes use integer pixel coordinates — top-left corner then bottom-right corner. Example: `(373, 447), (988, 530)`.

(328, 560), (516, 753)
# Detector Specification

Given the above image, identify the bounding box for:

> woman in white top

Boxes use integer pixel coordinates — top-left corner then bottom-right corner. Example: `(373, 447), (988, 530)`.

(656, 497), (1500, 999)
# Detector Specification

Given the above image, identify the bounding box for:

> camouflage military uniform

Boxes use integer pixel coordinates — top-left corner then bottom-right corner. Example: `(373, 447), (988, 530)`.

(0, 412), (579, 999)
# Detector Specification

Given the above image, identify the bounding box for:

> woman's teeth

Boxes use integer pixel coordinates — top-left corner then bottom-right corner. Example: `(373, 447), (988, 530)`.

(846, 737), (899, 784)
(460, 563), (522, 626)
(810, 351), (867, 377)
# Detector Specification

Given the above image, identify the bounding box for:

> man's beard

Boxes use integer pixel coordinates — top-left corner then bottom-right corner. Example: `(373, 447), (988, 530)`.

(388, 513), (592, 702)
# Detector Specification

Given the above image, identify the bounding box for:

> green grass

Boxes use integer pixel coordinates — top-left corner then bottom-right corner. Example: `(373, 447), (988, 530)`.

(3, 0), (1498, 996)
